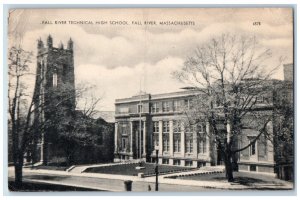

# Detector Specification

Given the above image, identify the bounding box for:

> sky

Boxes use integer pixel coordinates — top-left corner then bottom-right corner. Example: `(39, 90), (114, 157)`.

(8, 8), (293, 111)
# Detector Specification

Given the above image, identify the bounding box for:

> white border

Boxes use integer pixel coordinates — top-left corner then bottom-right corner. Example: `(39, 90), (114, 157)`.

(1, 1), (299, 200)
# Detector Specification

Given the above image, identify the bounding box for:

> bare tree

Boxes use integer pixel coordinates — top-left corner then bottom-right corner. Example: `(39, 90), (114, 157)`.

(173, 34), (284, 182)
(8, 45), (105, 187)
(8, 46), (35, 188)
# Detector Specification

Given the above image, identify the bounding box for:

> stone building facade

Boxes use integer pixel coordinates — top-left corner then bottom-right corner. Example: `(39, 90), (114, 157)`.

(33, 35), (75, 164)
(114, 64), (293, 176)
(114, 90), (218, 167)
(31, 35), (114, 165)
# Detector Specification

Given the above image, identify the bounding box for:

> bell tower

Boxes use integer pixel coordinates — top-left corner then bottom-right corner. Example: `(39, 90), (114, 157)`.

(33, 35), (75, 164)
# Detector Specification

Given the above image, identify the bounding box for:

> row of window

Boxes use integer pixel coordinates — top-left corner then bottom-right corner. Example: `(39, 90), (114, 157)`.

(151, 99), (193, 113)
(153, 135), (207, 154)
(120, 136), (206, 154)
(215, 96), (270, 107)
(119, 95), (271, 114)
(152, 159), (207, 168)
(117, 99), (191, 114)
(153, 121), (204, 133)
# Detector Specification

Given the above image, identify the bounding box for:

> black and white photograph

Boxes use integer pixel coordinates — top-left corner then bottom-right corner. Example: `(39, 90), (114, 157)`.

(6, 7), (295, 193)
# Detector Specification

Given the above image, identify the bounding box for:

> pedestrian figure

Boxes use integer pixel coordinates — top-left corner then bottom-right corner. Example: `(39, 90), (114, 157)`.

(148, 185), (151, 191)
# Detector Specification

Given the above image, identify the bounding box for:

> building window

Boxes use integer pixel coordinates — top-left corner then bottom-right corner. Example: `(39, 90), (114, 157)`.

(197, 162), (206, 168)
(250, 141), (256, 155)
(121, 137), (127, 151)
(137, 104), (143, 113)
(163, 139), (169, 152)
(119, 122), (130, 136)
(185, 160), (193, 167)
(153, 121), (159, 148)
(163, 121), (170, 133)
(153, 121), (159, 133)
(153, 133), (159, 147)
(173, 159), (181, 166)
(250, 165), (257, 171)
(173, 100), (181, 111)
(162, 159), (169, 164)
(119, 107), (129, 114)
(198, 138), (207, 154)
(162, 101), (171, 112)
(174, 138), (181, 152)
(151, 102), (159, 113)
(184, 99), (193, 110)
(53, 72), (57, 87)
(185, 138), (193, 153)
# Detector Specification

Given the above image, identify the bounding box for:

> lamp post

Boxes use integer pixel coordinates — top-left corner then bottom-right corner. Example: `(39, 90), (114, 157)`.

(155, 145), (159, 191)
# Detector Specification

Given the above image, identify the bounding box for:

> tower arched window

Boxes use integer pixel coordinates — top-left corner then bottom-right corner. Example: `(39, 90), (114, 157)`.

(53, 71), (58, 87)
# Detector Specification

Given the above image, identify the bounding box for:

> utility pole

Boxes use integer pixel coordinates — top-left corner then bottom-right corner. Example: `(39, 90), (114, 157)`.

(155, 146), (159, 191)
(139, 79), (142, 160)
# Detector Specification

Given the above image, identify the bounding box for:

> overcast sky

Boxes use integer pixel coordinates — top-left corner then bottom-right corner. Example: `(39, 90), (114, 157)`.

(8, 8), (293, 111)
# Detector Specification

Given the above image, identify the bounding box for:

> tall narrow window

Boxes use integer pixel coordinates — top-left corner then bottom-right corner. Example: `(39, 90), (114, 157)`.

(153, 121), (159, 133)
(173, 100), (181, 111)
(151, 102), (159, 113)
(137, 104), (143, 113)
(163, 139), (169, 152)
(163, 121), (170, 133)
(250, 141), (256, 155)
(122, 138), (127, 151)
(185, 138), (193, 153)
(162, 101), (170, 112)
(174, 138), (181, 152)
(53, 72), (58, 87)
(153, 121), (159, 147)
(198, 138), (207, 154)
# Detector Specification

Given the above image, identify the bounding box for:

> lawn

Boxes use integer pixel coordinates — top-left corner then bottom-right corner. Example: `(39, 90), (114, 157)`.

(173, 171), (291, 188)
(84, 163), (195, 176)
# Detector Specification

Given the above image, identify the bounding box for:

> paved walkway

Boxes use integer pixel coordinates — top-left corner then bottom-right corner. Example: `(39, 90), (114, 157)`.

(8, 166), (293, 192)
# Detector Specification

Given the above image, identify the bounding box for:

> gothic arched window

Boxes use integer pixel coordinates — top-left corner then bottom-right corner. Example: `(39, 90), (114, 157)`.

(53, 70), (58, 87)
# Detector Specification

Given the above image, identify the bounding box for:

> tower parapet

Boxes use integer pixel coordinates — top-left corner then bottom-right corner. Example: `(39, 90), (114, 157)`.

(37, 38), (44, 49)
(67, 38), (73, 51)
(47, 35), (53, 48)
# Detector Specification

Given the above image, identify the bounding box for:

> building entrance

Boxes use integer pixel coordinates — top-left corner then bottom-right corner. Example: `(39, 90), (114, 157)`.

(133, 121), (144, 159)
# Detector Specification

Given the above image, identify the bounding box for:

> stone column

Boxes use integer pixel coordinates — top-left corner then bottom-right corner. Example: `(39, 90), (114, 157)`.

(143, 120), (146, 157)
(193, 128), (198, 157)
(169, 120), (174, 157)
(159, 120), (163, 155)
(267, 121), (274, 162)
(130, 121), (133, 154)
(206, 122), (210, 155)
(114, 122), (118, 153)
(180, 121), (185, 157)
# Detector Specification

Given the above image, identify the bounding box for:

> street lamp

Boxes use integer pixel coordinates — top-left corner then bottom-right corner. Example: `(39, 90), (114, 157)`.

(155, 145), (159, 191)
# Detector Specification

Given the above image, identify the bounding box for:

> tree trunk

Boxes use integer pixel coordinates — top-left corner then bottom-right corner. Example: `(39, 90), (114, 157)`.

(14, 161), (23, 189)
(224, 152), (234, 182)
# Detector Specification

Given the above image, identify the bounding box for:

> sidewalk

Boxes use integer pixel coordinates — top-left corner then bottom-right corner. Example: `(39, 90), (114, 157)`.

(8, 166), (294, 191)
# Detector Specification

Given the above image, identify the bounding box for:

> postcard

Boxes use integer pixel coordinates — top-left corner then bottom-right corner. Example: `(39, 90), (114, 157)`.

(7, 7), (294, 192)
